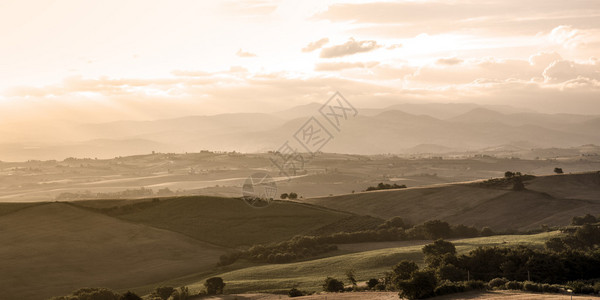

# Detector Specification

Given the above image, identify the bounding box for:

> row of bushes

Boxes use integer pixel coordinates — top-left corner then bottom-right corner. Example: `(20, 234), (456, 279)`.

(219, 220), (493, 265)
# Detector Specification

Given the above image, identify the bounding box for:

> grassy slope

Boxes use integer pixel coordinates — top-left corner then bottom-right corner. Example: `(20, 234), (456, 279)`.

(0, 202), (226, 300)
(188, 232), (559, 294)
(112, 196), (352, 247)
(303, 173), (600, 230)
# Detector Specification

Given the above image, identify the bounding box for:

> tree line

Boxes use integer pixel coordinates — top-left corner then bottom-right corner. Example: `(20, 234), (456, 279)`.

(218, 218), (498, 265)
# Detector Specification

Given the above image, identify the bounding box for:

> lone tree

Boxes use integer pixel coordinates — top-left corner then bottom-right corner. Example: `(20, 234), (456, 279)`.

(280, 193), (289, 199)
(513, 177), (525, 191)
(204, 277), (225, 295)
(554, 167), (564, 174)
(345, 269), (357, 286)
(322, 277), (344, 292)
(288, 192), (298, 200)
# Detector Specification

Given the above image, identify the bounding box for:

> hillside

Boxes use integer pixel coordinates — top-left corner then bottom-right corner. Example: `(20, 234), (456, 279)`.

(83, 196), (353, 247)
(303, 172), (600, 230)
(188, 232), (558, 294)
(0, 202), (226, 300)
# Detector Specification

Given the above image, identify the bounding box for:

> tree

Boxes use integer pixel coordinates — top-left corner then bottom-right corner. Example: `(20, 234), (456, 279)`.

(346, 269), (357, 286)
(154, 287), (175, 300)
(288, 192), (298, 200)
(422, 240), (456, 258)
(322, 277), (344, 292)
(392, 260), (419, 281)
(505, 171), (515, 178)
(204, 277), (225, 295)
(423, 220), (452, 239)
(367, 278), (380, 289)
(512, 177), (525, 191)
(554, 167), (563, 174)
(280, 193), (288, 199)
(397, 270), (437, 300)
(122, 291), (142, 300)
(288, 288), (304, 297)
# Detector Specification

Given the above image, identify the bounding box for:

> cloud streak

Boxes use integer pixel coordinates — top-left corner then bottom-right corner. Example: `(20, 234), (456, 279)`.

(320, 38), (380, 58)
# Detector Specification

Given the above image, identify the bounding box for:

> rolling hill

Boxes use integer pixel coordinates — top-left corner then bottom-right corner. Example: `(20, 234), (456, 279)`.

(90, 196), (353, 248)
(303, 172), (600, 230)
(187, 232), (558, 294)
(0, 202), (226, 300)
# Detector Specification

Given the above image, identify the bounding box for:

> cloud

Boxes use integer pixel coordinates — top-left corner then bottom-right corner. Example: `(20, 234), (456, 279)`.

(236, 49), (257, 57)
(436, 57), (463, 66)
(320, 38), (381, 58)
(302, 38), (329, 52)
(528, 52), (562, 67)
(386, 44), (402, 50)
(316, 1), (600, 38)
(171, 70), (211, 77)
(543, 59), (600, 83)
(549, 25), (587, 49)
(314, 61), (379, 71)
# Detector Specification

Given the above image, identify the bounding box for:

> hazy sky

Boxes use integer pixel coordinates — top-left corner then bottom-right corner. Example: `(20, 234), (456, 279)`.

(1, 0), (599, 123)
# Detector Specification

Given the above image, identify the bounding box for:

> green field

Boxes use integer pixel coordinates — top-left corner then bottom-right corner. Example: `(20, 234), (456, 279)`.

(187, 231), (560, 294)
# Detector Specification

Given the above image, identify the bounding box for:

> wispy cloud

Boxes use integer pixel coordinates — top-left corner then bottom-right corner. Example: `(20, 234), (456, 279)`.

(302, 38), (329, 52)
(236, 49), (257, 57)
(320, 38), (380, 58)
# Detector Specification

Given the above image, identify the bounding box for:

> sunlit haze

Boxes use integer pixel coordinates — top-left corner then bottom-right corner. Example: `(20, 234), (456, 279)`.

(1, 0), (599, 125)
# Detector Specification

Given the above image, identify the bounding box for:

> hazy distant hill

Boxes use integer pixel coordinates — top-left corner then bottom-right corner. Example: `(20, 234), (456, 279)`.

(1, 103), (599, 161)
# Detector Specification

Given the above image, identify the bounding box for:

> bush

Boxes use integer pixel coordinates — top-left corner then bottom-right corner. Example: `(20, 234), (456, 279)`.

(505, 281), (523, 290)
(523, 281), (541, 293)
(154, 287), (175, 300)
(540, 284), (563, 293)
(434, 281), (465, 296)
(488, 278), (508, 289)
(204, 277), (225, 295)
(465, 280), (486, 291)
(367, 278), (379, 289)
(288, 288), (304, 297)
(568, 281), (595, 294)
(322, 277), (344, 292)
(375, 283), (387, 291)
(122, 291), (142, 300)
(397, 270), (437, 300)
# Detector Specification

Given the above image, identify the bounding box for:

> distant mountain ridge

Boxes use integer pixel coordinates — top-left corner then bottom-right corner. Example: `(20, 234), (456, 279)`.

(0, 102), (599, 161)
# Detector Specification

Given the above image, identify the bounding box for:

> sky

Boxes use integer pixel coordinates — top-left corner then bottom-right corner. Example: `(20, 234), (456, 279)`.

(1, 0), (599, 123)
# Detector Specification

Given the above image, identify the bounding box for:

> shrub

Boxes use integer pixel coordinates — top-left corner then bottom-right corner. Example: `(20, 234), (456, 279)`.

(204, 277), (225, 295)
(322, 277), (344, 292)
(505, 281), (523, 290)
(568, 281), (595, 294)
(367, 278), (379, 289)
(434, 281), (465, 296)
(122, 291), (142, 300)
(488, 278), (508, 289)
(523, 281), (541, 293)
(288, 288), (304, 297)
(465, 280), (486, 291)
(154, 287), (175, 300)
(540, 284), (563, 293)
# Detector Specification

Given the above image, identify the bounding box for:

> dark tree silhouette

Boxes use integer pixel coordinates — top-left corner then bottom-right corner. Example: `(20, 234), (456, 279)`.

(204, 277), (225, 295)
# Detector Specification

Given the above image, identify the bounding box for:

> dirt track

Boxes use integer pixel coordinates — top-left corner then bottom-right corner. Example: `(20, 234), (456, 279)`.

(198, 291), (600, 300)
